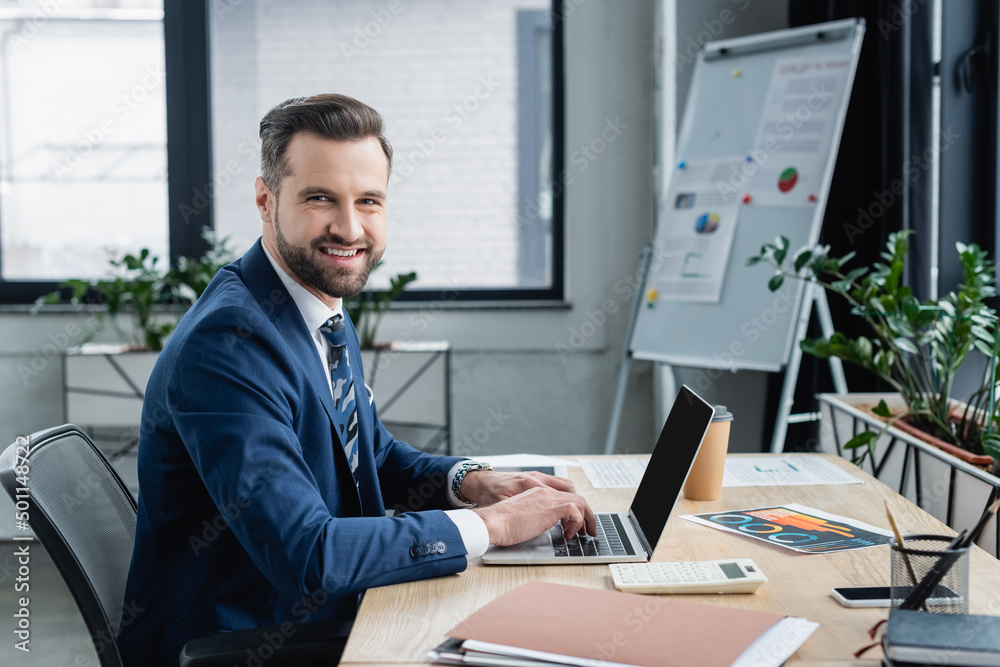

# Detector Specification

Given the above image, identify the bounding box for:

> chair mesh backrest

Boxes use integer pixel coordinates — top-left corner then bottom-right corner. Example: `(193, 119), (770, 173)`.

(28, 430), (136, 636)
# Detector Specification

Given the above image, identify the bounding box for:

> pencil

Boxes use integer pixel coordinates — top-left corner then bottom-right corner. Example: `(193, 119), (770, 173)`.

(959, 497), (1000, 549)
(899, 496), (1000, 611)
(885, 501), (923, 610)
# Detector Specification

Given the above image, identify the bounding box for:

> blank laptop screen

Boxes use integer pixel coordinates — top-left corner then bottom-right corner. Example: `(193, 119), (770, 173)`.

(628, 385), (715, 551)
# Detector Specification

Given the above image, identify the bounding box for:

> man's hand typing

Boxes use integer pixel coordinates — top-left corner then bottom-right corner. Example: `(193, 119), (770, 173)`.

(466, 476), (598, 546)
(459, 469), (578, 506)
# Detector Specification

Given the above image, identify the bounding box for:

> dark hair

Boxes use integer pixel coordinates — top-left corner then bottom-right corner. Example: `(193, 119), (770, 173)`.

(258, 93), (393, 192)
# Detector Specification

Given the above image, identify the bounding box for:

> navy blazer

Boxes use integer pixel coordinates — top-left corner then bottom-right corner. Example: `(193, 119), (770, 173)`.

(118, 240), (468, 665)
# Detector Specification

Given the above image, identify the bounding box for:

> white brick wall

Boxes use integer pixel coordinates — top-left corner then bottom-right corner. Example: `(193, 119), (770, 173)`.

(210, 0), (550, 290)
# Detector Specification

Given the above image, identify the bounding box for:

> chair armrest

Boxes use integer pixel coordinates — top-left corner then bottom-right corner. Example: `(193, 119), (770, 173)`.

(178, 620), (352, 667)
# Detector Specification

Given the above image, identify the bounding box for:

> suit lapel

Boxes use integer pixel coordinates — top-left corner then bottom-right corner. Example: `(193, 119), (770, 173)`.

(239, 241), (364, 499)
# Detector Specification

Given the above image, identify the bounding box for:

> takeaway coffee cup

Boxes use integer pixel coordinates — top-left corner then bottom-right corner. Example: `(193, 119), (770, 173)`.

(682, 405), (733, 501)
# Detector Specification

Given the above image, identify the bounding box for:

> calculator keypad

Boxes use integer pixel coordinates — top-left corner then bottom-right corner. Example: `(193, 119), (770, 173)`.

(609, 559), (766, 595)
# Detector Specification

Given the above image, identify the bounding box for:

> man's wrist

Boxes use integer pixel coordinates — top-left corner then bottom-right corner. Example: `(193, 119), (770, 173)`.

(445, 509), (490, 558)
(451, 461), (493, 506)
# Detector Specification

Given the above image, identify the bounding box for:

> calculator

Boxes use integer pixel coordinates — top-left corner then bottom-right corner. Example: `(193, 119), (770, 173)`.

(609, 559), (767, 595)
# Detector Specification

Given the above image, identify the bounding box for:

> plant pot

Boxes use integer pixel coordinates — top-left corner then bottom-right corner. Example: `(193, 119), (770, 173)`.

(891, 416), (994, 469)
(843, 396), (995, 470)
(818, 392), (1000, 557)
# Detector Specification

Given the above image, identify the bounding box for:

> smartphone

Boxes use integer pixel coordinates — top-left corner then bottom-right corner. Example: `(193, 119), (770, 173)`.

(831, 585), (964, 608)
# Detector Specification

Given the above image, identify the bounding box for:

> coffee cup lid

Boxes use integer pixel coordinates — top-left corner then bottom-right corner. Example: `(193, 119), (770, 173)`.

(713, 405), (733, 422)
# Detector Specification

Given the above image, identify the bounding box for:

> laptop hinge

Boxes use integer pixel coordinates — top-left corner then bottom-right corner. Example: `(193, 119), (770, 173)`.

(627, 510), (654, 559)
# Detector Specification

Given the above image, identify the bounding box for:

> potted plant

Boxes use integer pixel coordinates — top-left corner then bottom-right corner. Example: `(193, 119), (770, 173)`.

(344, 264), (417, 349)
(748, 230), (1000, 467)
(34, 229), (237, 352)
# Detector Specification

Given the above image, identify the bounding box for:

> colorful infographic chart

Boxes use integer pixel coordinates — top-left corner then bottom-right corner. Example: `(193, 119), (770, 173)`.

(682, 503), (893, 553)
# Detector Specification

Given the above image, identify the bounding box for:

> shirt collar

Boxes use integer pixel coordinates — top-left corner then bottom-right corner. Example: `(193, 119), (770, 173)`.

(261, 240), (342, 332)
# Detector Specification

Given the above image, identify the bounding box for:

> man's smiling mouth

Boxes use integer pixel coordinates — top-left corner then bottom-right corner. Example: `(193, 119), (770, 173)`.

(321, 247), (360, 257)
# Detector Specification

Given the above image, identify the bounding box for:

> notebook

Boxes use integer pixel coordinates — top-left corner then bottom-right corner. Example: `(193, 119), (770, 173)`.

(481, 385), (715, 564)
(885, 609), (1000, 666)
(442, 581), (816, 667)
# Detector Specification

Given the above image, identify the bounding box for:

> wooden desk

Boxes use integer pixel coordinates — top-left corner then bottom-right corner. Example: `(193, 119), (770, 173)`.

(342, 454), (1000, 666)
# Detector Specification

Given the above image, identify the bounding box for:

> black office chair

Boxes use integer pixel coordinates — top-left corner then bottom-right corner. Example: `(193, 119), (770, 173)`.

(0, 425), (349, 667)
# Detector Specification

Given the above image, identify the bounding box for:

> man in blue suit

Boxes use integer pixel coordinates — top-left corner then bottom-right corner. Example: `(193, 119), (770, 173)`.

(118, 94), (596, 665)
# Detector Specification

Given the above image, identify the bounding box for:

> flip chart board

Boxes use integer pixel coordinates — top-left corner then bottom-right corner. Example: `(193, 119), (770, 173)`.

(631, 19), (865, 371)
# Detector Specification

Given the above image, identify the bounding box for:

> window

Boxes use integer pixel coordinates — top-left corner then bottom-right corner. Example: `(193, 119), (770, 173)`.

(0, 1), (167, 300)
(1, 0), (563, 304)
(209, 0), (563, 301)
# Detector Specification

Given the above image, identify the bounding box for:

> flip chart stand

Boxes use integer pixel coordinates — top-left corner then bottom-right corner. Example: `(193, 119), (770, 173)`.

(768, 284), (848, 453)
(603, 245), (654, 456)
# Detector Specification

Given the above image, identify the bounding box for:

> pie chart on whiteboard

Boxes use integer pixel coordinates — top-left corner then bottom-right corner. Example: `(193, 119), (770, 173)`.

(778, 167), (799, 193)
(695, 212), (720, 234)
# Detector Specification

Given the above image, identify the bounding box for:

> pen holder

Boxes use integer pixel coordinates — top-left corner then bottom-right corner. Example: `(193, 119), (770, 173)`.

(890, 534), (971, 614)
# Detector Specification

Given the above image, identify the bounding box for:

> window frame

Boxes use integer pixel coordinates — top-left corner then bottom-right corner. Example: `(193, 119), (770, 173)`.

(0, 0), (565, 306)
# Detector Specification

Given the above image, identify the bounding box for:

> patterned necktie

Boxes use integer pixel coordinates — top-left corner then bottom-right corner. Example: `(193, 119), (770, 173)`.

(319, 314), (359, 477)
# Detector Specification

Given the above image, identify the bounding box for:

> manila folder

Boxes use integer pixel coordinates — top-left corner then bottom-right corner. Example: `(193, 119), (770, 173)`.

(446, 581), (785, 667)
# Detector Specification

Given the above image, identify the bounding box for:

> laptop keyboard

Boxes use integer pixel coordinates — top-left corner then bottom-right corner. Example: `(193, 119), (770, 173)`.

(550, 514), (633, 557)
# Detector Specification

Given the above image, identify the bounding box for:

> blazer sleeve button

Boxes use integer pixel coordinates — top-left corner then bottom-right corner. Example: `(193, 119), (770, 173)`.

(409, 546), (421, 558)
(435, 541), (447, 554)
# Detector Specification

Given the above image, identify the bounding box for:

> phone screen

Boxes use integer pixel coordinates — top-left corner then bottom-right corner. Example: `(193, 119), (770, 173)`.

(834, 586), (890, 600)
(834, 585), (960, 601)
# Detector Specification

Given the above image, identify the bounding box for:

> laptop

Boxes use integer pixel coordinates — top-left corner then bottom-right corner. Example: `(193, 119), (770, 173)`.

(481, 385), (715, 565)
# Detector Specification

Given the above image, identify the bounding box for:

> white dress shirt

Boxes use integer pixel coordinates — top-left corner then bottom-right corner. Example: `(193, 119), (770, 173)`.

(260, 243), (489, 559)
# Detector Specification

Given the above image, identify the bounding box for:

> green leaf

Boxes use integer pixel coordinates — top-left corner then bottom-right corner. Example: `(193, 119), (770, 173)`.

(872, 400), (893, 418)
(901, 295), (920, 323)
(894, 338), (919, 354)
(746, 256), (763, 267)
(874, 349), (895, 376)
(830, 279), (852, 294)
(983, 433), (1000, 460)
(800, 337), (823, 356)
(837, 251), (857, 268)
(852, 336), (874, 363)
(975, 340), (996, 357)
(773, 247), (787, 266)
(844, 431), (877, 450)
(768, 274), (785, 292)
(842, 266), (867, 284)
(793, 250), (813, 272)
